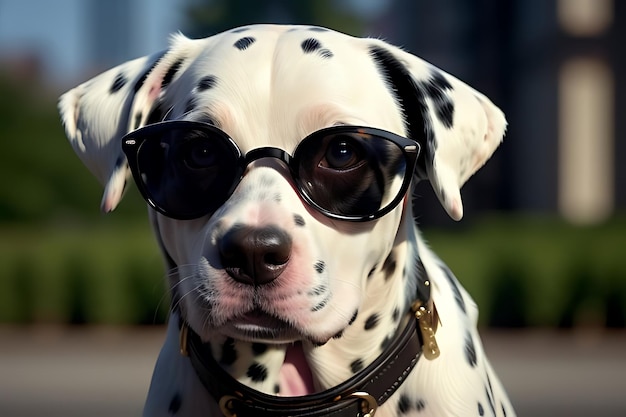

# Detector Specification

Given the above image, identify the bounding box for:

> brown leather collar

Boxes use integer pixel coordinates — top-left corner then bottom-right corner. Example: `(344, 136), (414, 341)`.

(179, 300), (439, 417)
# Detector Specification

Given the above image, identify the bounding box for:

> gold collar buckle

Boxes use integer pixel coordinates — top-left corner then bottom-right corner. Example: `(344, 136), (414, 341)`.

(411, 300), (440, 360)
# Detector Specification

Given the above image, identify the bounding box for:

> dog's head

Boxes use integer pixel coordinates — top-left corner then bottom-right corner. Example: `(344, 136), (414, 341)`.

(59, 25), (505, 346)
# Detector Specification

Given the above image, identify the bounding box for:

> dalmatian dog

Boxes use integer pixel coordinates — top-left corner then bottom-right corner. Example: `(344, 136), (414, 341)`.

(59, 24), (514, 417)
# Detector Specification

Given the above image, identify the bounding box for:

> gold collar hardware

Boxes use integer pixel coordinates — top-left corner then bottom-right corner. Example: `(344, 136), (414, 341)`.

(411, 300), (440, 360)
(219, 394), (239, 417)
(338, 392), (378, 417)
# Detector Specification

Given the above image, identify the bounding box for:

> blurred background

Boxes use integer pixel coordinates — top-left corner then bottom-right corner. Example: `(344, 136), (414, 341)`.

(0, 0), (624, 416)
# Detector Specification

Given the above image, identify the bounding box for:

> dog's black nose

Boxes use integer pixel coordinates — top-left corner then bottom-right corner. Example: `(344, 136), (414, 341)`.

(218, 224), (292, 285)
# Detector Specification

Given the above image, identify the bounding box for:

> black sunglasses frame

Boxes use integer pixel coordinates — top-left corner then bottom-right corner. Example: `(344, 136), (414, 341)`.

(122, 121), (420, 222)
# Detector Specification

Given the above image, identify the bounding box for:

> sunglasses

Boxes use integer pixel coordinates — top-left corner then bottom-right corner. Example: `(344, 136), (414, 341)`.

(122, 121), (420, 222)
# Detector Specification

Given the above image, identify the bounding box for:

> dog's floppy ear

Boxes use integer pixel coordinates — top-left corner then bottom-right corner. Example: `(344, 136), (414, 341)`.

(368, 42), (507, 220)
(58, 34), (201, 212)
(58, 52), (163, 212)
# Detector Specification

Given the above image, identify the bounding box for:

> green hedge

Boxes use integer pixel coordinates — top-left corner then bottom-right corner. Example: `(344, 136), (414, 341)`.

(0, 222), (168, 325)
(1, 215), (625, 327)
(426, 215), (626, 327)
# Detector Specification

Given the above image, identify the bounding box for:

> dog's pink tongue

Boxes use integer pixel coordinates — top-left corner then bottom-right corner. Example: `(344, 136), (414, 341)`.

(279, 343), (314, 396)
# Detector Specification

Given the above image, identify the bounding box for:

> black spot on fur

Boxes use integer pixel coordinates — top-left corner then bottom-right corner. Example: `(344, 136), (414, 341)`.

(311, 298), (328, 312)
(348, 310), (358, 325)
(146, 101), (164, 125)
(319, 49), (334, 58)
(231, 27), (249, 33)
(350, 358), (364, 373)
(301, 38), (321, 53)
(364, 313), (380, 330)
(133, 112), (142, 130)
(392, 307), (400, 322)
(478, 402), (485, 416)
(309, 284), (327, 296)
(416, 399), (426, 411)
(134, 70), (150, 93)
(382, 252), (397, 279)
(367, 265), (377, 280)
(485, 380), (496, 416)
(332, 329), (344, 339)
(184, 98), (198, 114)
(247, 362), (268, 382)
(415, 258), (431, 308)
(252, 343), (267, 356)
(397, 395), (426, 414)
(422, 70), (452, 97)
(197, 75), (217, 91)
(301, 38), (333, 58)
(368, 45), (433, 180)
(234, 36), (256, 50)
(133, 57), (161, 93)
(314, 261), (325, 274)
(487, 375), (495, 405)
(274, 384), (280, 394)
(417, 71), (454, 128)
(398, 394), (411, 413)
(162, 58), (184, 88)
(464, 332), (477, 367)
(110, 73), (127, 93)
(294, 214), (306, 226)
(440, 263), (466, 313)
(380, 334), (392, 350)
(434, 97), (454, 128)
(168, 392), (182, 414)
(220, 338), (237, 365)
(114, 154), (126, 170)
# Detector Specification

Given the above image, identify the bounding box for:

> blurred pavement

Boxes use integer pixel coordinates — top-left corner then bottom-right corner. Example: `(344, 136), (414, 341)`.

(1, 326), (625, 417)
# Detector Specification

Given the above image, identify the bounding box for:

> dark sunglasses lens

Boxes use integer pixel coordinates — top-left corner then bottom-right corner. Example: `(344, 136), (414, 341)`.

(132, 126), (241, 219)
(295, 130), (408, 218)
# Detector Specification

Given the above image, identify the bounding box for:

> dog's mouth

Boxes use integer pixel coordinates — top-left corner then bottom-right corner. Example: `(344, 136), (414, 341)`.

(223, 308), (302, 343)
(219, 309), (317, 396)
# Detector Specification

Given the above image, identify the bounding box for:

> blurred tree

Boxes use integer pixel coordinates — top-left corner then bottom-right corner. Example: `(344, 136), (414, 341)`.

(487, 256), (529, 328)
(0, 75), (148, 224)
(184, 0), (363, 38)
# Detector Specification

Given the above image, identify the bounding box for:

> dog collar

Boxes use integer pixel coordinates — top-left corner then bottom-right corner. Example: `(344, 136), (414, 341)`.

(179, 300), (439, 417)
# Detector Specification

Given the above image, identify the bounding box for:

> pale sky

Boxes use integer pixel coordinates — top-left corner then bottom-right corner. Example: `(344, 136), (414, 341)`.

(0, 0), (185, 88)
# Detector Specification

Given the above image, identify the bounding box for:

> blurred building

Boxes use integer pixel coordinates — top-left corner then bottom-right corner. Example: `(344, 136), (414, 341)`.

(87, 0), (134, 70)
(372, 0), (622, 225)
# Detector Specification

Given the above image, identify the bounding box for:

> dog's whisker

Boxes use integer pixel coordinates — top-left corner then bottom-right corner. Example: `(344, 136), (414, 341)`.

(329, 277), (363, 291)
(172, 286), (199, 311)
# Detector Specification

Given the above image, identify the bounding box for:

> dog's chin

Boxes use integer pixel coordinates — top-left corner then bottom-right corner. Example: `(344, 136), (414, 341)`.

(218, 309), (333, 346)
(220, 310), (304, 344)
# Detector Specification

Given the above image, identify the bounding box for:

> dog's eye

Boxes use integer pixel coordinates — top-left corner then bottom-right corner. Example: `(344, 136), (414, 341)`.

(182, 139), (219, 170)
(322, 136), (364, 170)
